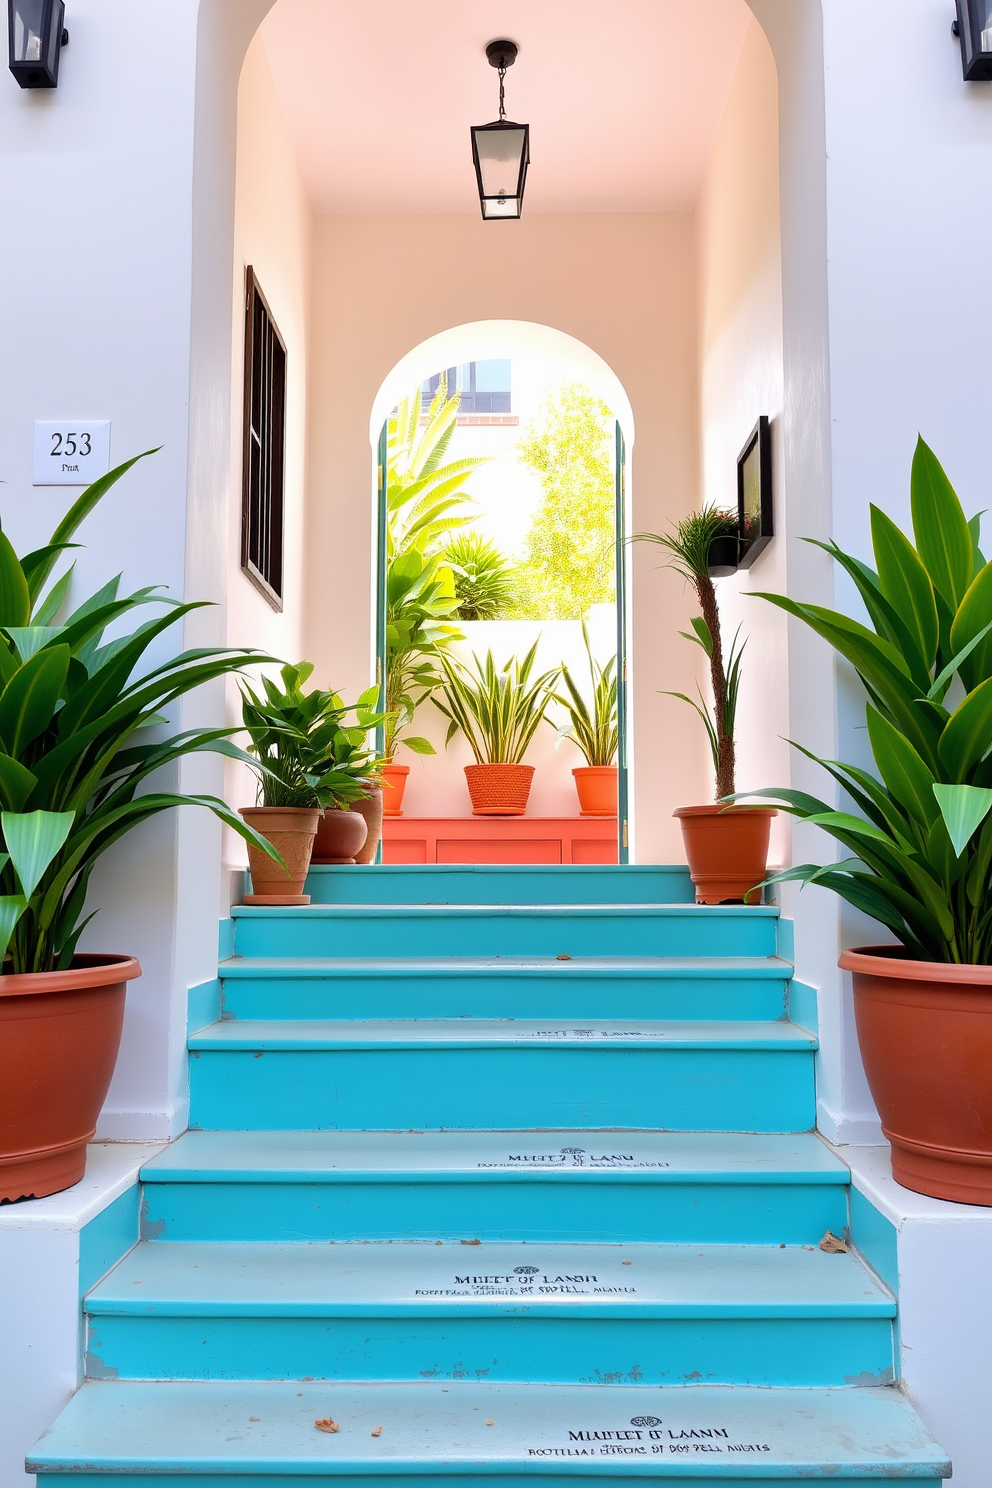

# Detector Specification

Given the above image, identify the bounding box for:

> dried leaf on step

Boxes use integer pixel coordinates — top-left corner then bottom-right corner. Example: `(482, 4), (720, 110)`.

(819, 1230), (848, 1253)
(556, 954), (571, 961)
(461, 1238), (481, 1245)
(485, 1419), (495, 1426)
(315, 1418), (340, 1434)
(371, 1427), (382, 1438)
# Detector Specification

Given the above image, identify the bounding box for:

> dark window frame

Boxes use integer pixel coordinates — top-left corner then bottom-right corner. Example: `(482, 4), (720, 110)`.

(241, 266), (287, 611)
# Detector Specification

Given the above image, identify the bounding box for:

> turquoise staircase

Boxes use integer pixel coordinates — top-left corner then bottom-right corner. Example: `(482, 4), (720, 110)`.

(29, 864), (950, 1484)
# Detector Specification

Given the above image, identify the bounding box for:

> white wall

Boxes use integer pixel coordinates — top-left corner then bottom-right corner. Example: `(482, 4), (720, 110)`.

(221, 32), (313, 873)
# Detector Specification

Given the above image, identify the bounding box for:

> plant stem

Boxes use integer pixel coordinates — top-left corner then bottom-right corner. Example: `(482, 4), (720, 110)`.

(696, 573), (735, 799)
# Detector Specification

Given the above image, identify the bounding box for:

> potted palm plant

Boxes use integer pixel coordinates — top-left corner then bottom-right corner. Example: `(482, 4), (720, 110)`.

(636, 507), (774, 903)
(553, 621), (619, 816)
(240, 664), (387, 892)
(434, 642), (559, 816)
(740, 437), (992, 1206)
(381, 381), (488, 815)
(0, 454), (280, 1203)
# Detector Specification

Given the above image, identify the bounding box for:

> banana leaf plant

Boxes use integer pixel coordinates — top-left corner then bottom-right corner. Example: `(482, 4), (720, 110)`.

(552, 621), (618, 767)
(739, 437), (992, 965)
(241, 662), (388, 808)
(383, 380), (488, 760)
(0, 452), (280, 975)
(434, 641), (559, 765)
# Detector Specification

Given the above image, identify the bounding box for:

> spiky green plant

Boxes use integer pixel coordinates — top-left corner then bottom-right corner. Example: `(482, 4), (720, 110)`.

(635, 506), (741, 798)
(241, 663), (387, 809)
(552, 621), (618, 767)
(434, 642), (559, 765)
(443, 532), (517, 622)
(740, 437), (992, 964)
(0, 453), (280, 975)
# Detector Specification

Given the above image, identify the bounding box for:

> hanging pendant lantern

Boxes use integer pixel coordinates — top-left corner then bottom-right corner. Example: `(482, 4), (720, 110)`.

(471, 40), (530, 221)
(8, 0), (68, 88)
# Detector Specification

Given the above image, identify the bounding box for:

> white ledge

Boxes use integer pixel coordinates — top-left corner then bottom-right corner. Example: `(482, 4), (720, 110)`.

(0, 1141), (165, 1235)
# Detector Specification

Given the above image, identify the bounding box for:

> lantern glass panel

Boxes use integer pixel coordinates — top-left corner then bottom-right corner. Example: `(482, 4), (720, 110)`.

(474, 126), (527, 200)
(979, 0), (992, 51)
(10, 0), (47, 62)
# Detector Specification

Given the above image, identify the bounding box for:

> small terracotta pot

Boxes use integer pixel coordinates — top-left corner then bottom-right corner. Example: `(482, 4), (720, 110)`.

(351, 788), (384, 864)
(382, 763), (410, 817)
(841, 946), (992, 1206)
(573, 765), (618, 817)
(673, 804), (776, 904)
(311, 808), (368, 866)
(465, 762), (534, 816)
(240, 805), (319, 905)
(0, 954), (142, 1203)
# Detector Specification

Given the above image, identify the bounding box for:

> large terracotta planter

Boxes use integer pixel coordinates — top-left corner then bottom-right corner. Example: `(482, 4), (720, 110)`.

(240, 805), (319, 905)
(841, 946), (992, 1206)
(674, 804), (776, 904)
(381, 764), (410, 817)
(311, 808), (368, 865)
(465, 762), (534, 817)
(0, 954), (142, 1203)
(573, 765), (618, 817)
(350, 788), (384, 864)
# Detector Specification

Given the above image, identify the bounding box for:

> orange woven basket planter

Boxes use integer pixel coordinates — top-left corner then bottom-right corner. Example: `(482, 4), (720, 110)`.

(464, 763), (535, 816)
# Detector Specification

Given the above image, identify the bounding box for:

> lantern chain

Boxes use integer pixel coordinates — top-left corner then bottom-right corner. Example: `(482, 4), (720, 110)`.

(498, 64), (507, 121)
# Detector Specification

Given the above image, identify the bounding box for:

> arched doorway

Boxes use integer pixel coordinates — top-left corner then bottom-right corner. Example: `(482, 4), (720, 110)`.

(370, 322), (635, 864)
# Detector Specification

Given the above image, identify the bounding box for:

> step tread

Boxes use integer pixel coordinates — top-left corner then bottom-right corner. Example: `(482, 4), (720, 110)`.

(232, 903), (780, 918)
(188, 1019), (816, 1051)
(27, 1379), (950, 1477)
(85, 1240), (893, 1318)
(141, 1129), (849, 1184)
(219, 956), (793, 980)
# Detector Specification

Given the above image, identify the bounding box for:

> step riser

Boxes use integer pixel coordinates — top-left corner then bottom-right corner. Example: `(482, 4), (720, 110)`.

(232, 915), (778, 961)
(305, 865), (696, 905)
(219, 977), (791, 1023)
(34, 1477), (937, 1488)
(86, 1316), (893, 1389)
(142, 1180), (847, 1245)
(188, 1049), (816, 1133)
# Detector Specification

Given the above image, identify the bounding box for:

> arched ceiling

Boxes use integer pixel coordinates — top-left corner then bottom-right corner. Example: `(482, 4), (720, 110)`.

(259, 0), (756, 215)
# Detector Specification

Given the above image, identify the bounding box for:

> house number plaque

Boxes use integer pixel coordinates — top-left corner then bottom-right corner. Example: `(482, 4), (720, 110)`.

(33, 421), (111, 485)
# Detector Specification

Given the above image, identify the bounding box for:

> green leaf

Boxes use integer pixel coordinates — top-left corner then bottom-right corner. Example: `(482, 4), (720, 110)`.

(932, 783), (992, 857)
(0, 894), (28, 963)
(33, 451), (159, 598)
(949, 560), (992, 691)
(1, 810), (74, 898)
(937, 676), (992, 781)
(865, 706), (938, 827)
(805, 811), (905, 848)
(0, 530), (31, 628)
(910, 436), (974, 612)
(0, 756), (38, 811)
(927, 616), (992, 702)
(870, 504), (939, 671)
(0, 644), (70, 756)
(5, 628), (63, 663)
(400, 736), (436, 755)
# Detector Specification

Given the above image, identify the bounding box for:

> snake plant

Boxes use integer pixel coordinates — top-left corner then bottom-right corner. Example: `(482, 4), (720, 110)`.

(434, 641), (558, 765)
(552, 621), (618, 767)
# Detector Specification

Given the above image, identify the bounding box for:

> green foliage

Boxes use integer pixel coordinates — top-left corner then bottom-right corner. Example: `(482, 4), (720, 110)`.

(742, 437), (992, 964)
(0, 453), (281, 974)
(241, 662), (387, 811)
(443, 532), (517, 621)
(635, 507), (741, 799)
(552, 621), (618, 767)
(434, 641), (559, 765)
(384, 382), (488, 759)
(510, 383), (616, 621)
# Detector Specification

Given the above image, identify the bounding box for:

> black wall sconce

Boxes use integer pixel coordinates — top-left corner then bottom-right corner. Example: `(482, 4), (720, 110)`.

(706, 416), (774, 578)
(953, 0), (992, 79)
(8, 0), (68, 88)
(471, 40), (530, 220)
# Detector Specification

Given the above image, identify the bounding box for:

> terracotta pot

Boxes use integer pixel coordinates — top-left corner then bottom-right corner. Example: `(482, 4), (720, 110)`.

(382, 763), (410, 817)
(573, 765), (618, 817)
(673, 804), (776, 904)
(311, 808), (368, 866)
(465, 762), (534, 817)
(351, 788), (384, 864)
(0, 954), (142, 1203)
(240, 805), (319, 905)
(841, 946), (992, 1206)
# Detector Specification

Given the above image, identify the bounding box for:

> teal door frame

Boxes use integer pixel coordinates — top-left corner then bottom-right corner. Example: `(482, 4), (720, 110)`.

(615, 421), (630, 864)
(374, 420), (389, 864)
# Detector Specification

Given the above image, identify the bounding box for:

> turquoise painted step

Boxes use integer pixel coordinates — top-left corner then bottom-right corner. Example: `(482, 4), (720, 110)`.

(231, 905), (779, 961)
(139, 1130), (849, 1244)
(187, 1020), (816, 1132)
(84, 1241), (894, 1387)
(218, 957), (793, 1023)
(27, 1380), (951, 1482)
(305, 863), (696, 905)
